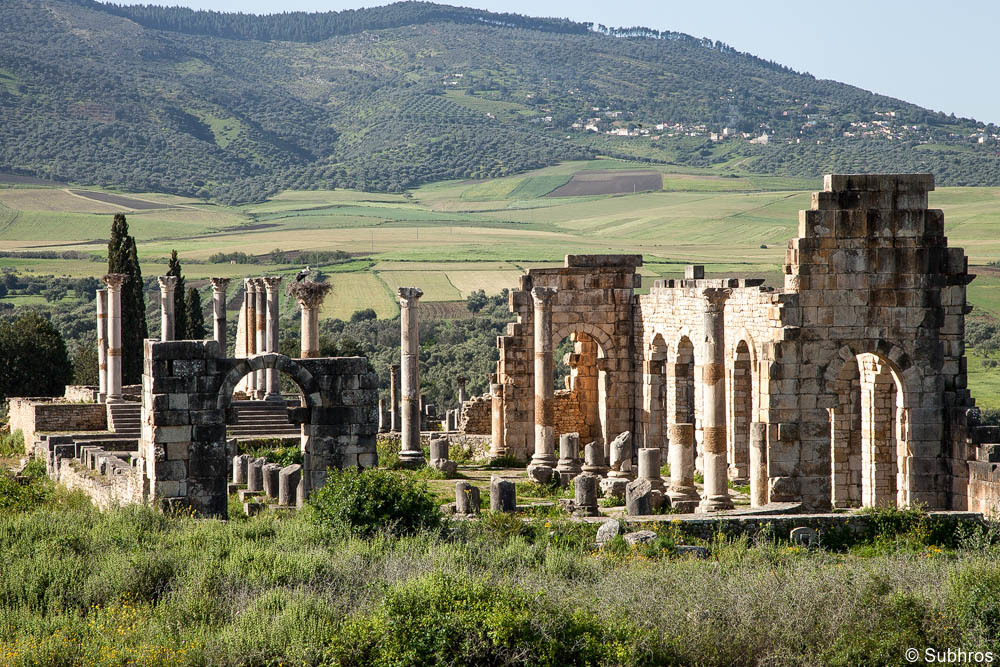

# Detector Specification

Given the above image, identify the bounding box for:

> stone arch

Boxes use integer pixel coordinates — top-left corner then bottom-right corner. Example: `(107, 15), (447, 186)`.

(643, 334), (670, 452)
(729, 339), (753, 481)
(821, 341), (917, 508)
(217, 353), (322, 411)
(550, 323), (612, 446)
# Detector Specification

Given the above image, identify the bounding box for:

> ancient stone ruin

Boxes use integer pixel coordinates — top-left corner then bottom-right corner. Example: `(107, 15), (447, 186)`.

(485, 174), (994, 513)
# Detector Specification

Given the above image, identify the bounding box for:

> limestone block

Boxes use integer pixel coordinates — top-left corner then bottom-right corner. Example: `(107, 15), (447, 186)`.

(623, 530), (657, 547)
(489, 477), (516, 512)
(625, 478), (652, 516)
(455, 481), (480, 515)
(262, 463), (281, 499)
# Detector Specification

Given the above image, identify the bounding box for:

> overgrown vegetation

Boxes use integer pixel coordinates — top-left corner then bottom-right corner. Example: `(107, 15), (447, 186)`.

(3, 466), (1000, 664)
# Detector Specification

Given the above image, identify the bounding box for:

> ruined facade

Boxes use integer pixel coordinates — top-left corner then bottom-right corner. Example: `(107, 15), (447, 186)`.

(493, 174), (986, 512)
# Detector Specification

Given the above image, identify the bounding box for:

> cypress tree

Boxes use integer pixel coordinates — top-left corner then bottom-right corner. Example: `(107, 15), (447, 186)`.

(107, 213), (148, 385)
(186, 286), (206, 339)
(167, 250), (187, 339)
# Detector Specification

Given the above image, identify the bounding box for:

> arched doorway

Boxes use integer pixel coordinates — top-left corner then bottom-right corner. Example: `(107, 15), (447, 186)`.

(551, 329), (607, 447)
(669, 336), (696, 433)
(644, 334), (669, 454)
(728, 340), (752, 482)
(829, 350), (908, 508)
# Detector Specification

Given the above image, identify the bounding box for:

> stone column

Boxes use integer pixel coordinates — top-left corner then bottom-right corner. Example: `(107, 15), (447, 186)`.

(262, 276), (283, 400)
(102, 273), (126, 403)
(490, 380), (505, 457)
(96, 288), (108, 401)
(699, 288), (734, 512)
(528, 287), (558, 476)
(387, 364), (400, 431)
(398, 287), (425, 466)
(457, 376), (468, 405)
(750, 422), (768, 508)
(210, 278), (230, 353)
(244, 278), (256, 356)
(292, 282), (329, 358)
(157, 275), (178, 341)
(667, 423), (698, 511)
(253, 278), (266, 396)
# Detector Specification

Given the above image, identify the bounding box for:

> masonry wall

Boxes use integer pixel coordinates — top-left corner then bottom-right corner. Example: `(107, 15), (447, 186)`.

(7, 398), (107, 445)
(458, 394), (491, 434)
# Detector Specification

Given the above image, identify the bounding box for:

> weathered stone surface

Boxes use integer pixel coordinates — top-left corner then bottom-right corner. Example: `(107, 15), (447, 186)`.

(623, 530), (657, 546)
(489, 476), (516, 513)
(455, 481), (480, 515)
(625, 478), (653, 516)
(262, 463), (281, 499)
(790, 526), (819, 547)
(278, 464), (301, 506)
(247, 457), (265, 493)
(596, 519), (621, 545)
(608, 431), (633, 479)
(573, 472), (599, 517)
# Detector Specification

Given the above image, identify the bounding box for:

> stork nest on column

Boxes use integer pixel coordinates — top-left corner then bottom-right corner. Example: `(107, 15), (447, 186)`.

(286, 280), (332, 309)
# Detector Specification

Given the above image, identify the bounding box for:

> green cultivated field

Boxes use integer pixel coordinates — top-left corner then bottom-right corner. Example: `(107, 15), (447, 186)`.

(1, 160), (999, 400)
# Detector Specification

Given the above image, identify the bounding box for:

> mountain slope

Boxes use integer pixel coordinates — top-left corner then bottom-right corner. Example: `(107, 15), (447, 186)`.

(0, 0), (997, 203)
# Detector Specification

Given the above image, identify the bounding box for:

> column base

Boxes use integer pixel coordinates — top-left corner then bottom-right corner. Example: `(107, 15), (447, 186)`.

(105, 395), (125, 404)
(526, 461), (555, 483)
(398, 450), (426, 468)
(669, 485), (700, 506)
(264, 393), (284, 403)
(698, 494), (735, 513)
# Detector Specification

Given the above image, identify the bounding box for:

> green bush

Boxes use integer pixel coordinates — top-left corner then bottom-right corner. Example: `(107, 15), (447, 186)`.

(307, 468), (440, 538)
(0, 429), (25, 457)
(238, 441), (303, 467)
(328, 572), (661, 666)
(0, 461), (52, 512)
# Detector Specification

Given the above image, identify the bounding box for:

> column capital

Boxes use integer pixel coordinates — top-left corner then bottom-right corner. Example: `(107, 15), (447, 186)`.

(531, 286), (558, 306)
(397, 286), (423, 305)
(456, 376), (468, 385)
(289, 281), (331, 309)
(243, 277), (257, 293)
(210, 277), (231, 292)
(157, 275), (178, 292)
(103, 273), (127, 290)
(702, 287), (731, 311)
(261, 275), (283, 294)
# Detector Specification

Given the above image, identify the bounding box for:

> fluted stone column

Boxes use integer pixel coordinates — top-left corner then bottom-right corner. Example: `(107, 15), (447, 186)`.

(157, 275), (178, 341)
(244, 277), (257, 356)
(103, 274), (126, 403)
(457, 376), (468, 405)
(528, 287), (558, 475)
(699, 288), (734, 512)
(667, 423), (698, 511)
(390, 364), (401, 431)
(398, 287), (424, 466)
(253, 278), (266, 397)
(96, 288), (108, 401)
(210, 278), (230, 353)
(262, 276), (283, 400)
(490, 380), (505, 457)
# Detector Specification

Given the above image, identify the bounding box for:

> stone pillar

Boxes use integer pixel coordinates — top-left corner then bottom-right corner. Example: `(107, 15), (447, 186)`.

(262, 276), (283, 400)
(750, 422), (768, 508)
(96, 288), (108, 401)
(398, 287), (425, 466)
(210, 278), (230, 353)
(699, 288), (734, 512)
(244, 278), (256, 356)
(253, 278), (266, 396)
(638, 447), (665, 492)
(102, 273), (126, 403)
(292, 282), (329, 359)
(157, 275), (178, 341)
(490, 476), (516, 512)
(457, 376), (468, 405)
(667, 423), (698, 511)
(528, 287), (558, 475)
(490, 380), (505, 457)
(390, 364), (401, 431)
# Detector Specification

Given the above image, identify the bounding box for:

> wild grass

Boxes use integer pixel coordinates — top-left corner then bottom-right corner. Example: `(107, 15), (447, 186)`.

(3, 468), (1000, 664)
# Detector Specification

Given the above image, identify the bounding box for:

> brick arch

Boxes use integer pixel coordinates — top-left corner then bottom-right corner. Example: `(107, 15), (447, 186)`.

(217, 353), (321, 411)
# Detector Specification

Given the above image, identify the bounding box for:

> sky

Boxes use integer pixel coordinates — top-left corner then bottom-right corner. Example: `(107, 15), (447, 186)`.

(117, 0), (1000, 124)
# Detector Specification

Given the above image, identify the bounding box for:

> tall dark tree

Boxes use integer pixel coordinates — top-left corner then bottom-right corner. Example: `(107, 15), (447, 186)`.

(186, 286), (206, 339)
(107, 213), (148, 385)
(167, 250), (187, 339)
(0, 311), (73, 401)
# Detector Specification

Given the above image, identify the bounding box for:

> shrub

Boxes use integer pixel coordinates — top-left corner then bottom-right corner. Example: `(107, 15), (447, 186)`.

(328, 572), (659, 665)
(0, 429), (25, 457)
(307, 467), (440, 537)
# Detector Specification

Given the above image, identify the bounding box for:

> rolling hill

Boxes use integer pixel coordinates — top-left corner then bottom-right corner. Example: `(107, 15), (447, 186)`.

(1, 0), (998, 203)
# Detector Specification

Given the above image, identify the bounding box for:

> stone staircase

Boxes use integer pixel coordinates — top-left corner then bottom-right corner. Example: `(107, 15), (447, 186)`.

(227, 400), (300, 439)
(106, 399), (300, 440)
(107, 402), (141, 437)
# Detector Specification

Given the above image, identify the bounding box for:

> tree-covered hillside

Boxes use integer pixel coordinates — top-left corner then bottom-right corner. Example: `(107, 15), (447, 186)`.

(0, 0), (997, 203)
